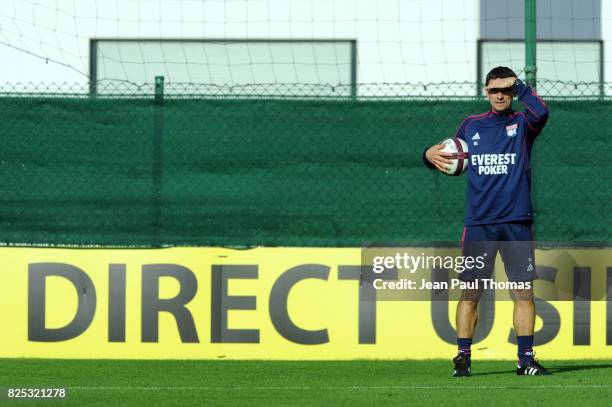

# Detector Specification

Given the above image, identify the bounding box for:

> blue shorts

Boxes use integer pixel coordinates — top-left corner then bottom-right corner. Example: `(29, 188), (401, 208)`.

(460, 221), (536, 283)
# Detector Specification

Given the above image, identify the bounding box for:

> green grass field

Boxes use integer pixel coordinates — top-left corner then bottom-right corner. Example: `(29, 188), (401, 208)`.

(1, 359), (611, 406)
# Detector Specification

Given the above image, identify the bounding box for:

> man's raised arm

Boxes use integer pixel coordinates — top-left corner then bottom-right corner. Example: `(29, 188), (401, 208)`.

(513, 79), (549, 138)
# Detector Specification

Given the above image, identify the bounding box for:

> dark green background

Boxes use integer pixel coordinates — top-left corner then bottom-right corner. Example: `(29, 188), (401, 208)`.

(0, 97), (608, 246)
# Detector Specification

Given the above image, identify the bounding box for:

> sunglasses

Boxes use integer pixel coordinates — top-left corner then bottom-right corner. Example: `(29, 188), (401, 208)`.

(486, 87), (514, 96)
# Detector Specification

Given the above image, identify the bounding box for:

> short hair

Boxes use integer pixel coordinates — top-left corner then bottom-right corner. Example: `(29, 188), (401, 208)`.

(485, 66), (517, 86)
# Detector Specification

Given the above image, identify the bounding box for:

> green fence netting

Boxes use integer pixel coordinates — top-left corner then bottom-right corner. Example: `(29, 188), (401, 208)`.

(0, 82), (609, 247)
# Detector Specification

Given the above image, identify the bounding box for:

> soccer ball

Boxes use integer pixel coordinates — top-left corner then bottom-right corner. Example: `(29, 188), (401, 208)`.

(439, 137), (469, 176)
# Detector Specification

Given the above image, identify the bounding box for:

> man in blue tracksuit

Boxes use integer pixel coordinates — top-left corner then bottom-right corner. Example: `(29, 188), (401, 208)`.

(422, 67), (550, 376)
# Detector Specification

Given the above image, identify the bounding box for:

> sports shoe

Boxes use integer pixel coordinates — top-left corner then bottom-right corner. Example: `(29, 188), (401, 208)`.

(452, 353), (471, 377)
(516, 359), (552, 376)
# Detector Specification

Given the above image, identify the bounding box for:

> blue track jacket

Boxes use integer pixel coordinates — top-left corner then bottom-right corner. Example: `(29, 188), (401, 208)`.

(423, 79), (549, 226)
